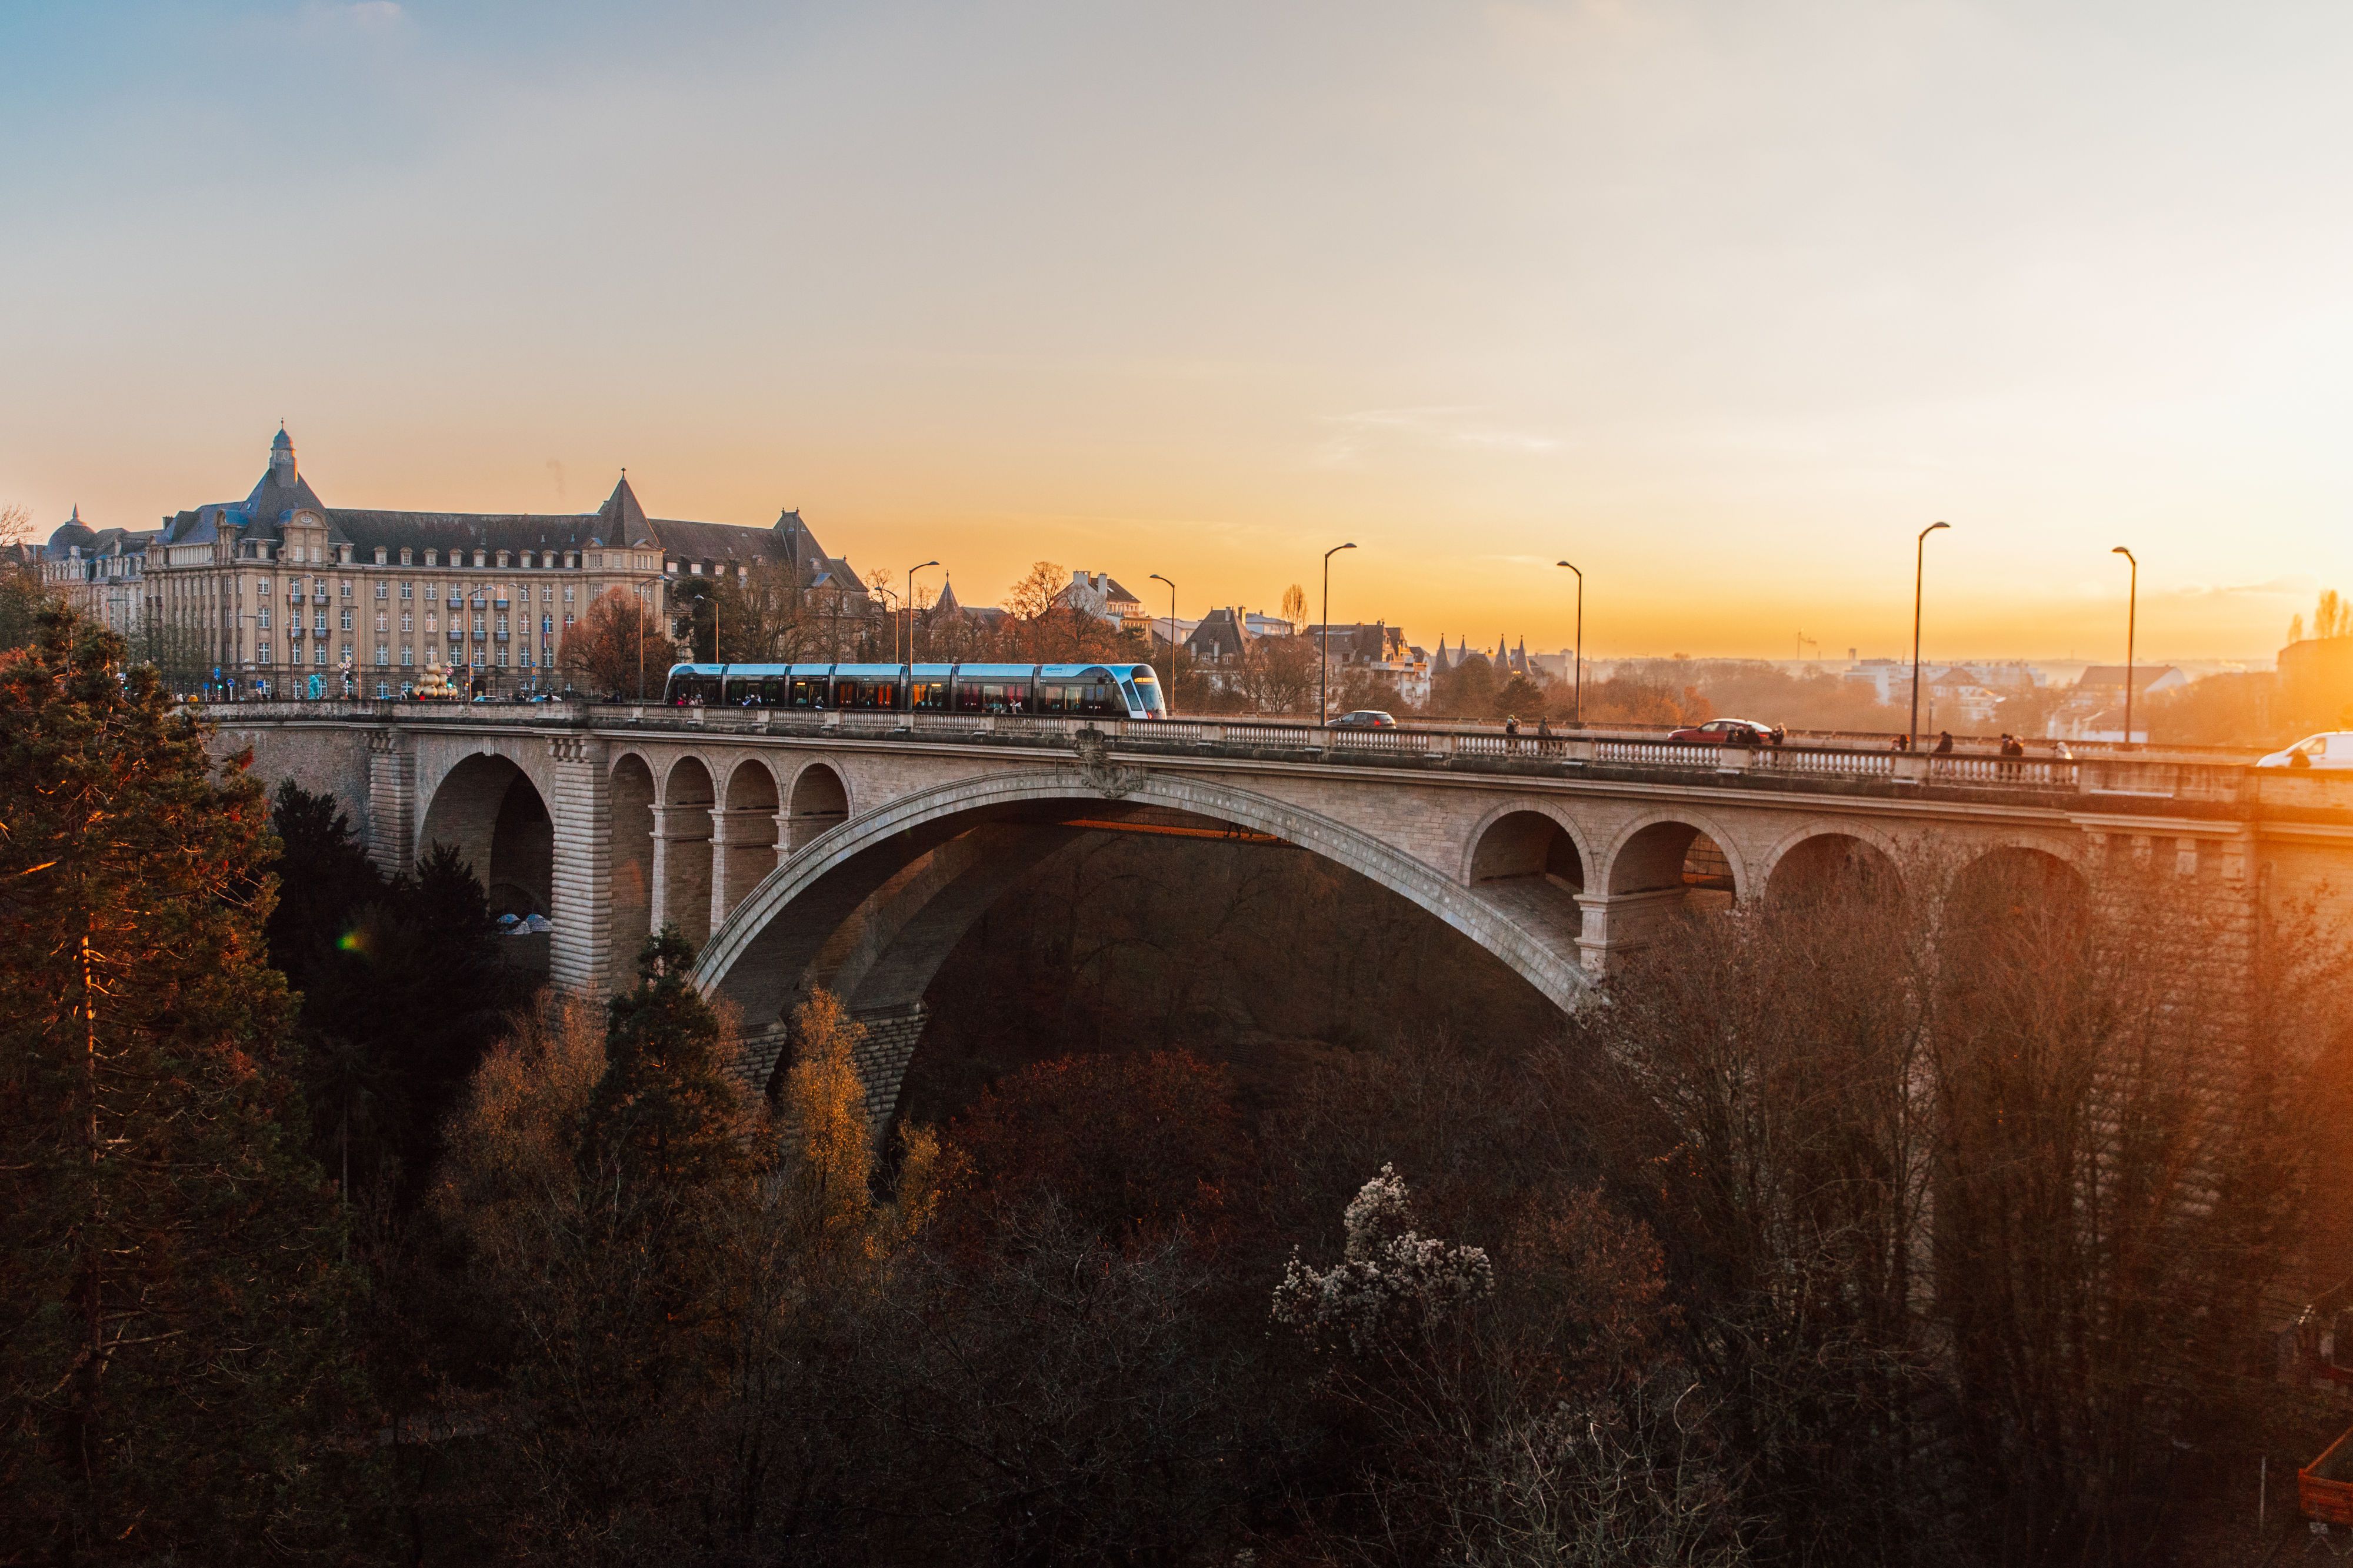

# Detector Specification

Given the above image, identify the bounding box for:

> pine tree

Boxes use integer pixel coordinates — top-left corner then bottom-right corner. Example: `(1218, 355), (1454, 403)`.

(582, 927), (755, 1192)
(0, 606), (366, 1562)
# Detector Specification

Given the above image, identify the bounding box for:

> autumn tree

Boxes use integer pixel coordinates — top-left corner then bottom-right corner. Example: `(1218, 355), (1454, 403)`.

(559, 583), (673, 699)
(1281, 582), (1308, 626)
(0, 606), (366, 1563)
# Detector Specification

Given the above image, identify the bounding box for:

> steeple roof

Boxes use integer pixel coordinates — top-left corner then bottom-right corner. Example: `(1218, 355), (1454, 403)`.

(596, 474), (655, 546)
(932, 574), (963, 615)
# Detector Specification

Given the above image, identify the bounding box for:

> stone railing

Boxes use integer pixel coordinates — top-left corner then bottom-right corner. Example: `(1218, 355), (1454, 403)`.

(193, 699), (2353, 812)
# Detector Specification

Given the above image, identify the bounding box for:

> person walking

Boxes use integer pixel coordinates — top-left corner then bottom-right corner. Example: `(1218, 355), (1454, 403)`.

(1933, 730), (1954, 754)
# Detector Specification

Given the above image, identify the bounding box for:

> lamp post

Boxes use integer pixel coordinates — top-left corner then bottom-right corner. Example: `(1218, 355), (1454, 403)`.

(1320, 542), (1357, 726)
(1556, 561), (1583, 728)
(2112, 546), (2138, 748)
(905, 560), (939, 666)
(1909, 521), (1949, 748)
(1149, 572), (1177, 716)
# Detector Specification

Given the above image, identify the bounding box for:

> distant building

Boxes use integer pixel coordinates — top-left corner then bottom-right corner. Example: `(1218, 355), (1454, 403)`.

(2055, 664), (2187, 743)
(1305, 622), (1409, 667)
(1184, 607), (1255, 670)
(138, 426), (868, 695)
(1053, 570), (1147, 632)
(34, 506), (155, 635)
(2276, 637), (2353, 730)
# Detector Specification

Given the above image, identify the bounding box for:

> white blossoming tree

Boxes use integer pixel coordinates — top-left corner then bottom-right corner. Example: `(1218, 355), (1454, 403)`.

(1271, 1163), (1495, 1355)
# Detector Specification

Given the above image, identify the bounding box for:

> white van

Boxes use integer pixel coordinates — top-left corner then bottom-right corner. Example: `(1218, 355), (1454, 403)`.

(2257, 732), (2353, 769)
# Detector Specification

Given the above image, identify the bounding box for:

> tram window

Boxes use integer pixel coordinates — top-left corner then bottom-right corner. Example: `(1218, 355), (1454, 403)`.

(671, 673), (719, 706)
(761, 676), (787, 706)
(789, 677), (826, 708)
(862, 681), (899, 710)
(1118, 679), (1141, 712)
(831, 679), (861, 708)
(912, 681), (951, 712)
(964, 680), (1025, 713)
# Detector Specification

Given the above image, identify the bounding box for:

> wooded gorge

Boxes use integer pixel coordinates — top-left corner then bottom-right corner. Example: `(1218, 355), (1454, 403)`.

(7, 605), (2353, 1567)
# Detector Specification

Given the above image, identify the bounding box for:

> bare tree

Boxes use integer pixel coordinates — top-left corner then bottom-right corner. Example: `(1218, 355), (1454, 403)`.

(558, 586), (673, 698)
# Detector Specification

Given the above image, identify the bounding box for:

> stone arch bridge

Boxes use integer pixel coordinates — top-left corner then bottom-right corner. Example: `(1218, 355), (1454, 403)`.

(209, 702), (2353, 1121)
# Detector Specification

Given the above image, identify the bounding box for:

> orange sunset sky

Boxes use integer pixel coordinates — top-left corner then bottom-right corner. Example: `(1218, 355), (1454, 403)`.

(5, 2), (2352, 663)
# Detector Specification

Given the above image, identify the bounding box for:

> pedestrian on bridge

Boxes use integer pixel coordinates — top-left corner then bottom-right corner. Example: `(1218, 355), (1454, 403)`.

(1934, 731), (1954, 755)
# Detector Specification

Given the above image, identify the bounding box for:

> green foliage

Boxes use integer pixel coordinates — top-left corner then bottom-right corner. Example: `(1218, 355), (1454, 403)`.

(0, 606), (369, 1563)
(264, 781), (526, 1200)
(582, 927), (754, 1192)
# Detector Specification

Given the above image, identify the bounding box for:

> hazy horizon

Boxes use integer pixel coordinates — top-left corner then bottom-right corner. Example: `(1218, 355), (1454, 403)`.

(6, 1), (2350, 663)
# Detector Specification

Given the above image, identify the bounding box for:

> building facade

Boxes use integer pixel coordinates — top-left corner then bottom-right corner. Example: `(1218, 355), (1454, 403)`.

(140, 428), (866, 696)
(34, 506), (155, 635)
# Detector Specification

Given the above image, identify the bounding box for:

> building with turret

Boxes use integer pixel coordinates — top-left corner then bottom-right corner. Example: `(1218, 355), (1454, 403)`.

(139, 428), (866, 695)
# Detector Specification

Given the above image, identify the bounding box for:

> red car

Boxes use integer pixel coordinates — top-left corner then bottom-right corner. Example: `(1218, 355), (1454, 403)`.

(1669, 718), (1775, 746)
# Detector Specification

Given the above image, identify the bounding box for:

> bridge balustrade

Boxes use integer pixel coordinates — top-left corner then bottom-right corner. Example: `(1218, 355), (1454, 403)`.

(192, 698), (2353, 812)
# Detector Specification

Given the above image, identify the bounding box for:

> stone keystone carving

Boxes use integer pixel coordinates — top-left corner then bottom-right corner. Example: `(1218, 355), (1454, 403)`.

(1072, 728), (1142, 799)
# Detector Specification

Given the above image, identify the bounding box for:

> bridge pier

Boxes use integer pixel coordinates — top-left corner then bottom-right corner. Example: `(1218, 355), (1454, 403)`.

(546, 736), (612, 999)
(1573, 887), (1695, 975)
(365, 729), (415, 876)
(709, 808), (778, 934)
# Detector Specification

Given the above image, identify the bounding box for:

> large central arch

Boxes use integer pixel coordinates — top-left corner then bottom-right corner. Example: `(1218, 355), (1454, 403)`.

(694, 768), (1595, 1093)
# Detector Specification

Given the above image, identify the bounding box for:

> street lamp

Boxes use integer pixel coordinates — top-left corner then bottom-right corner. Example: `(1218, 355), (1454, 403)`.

(905, 560), (939, 666)
(2113, 546), (2138, 749)
(1149, 572), (1177, 716)
(1556, 561), (1583, 729)
(1319, 543), (1357, 726)
(1909, 521), (1949, 749)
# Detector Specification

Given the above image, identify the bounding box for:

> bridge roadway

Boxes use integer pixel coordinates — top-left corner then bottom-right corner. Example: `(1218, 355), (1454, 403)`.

(206, 700), (2353, 1118)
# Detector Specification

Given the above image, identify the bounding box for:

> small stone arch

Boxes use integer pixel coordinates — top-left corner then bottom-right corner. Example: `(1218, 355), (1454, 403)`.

(417, 750), (552, 974)
(609, 752), (658, 990)
(785, 760), (851, 852)
(1760, 823), (1907, 909)
(1601, 808), (1751, 908)
(717, 759), (783, 925)
(1465, 805), (1590, 945)
(659, 755), (717, 946)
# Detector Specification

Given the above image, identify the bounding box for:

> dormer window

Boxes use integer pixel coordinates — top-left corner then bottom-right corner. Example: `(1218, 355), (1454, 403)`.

(472, 550), (487, 568)
(400, 549), (412, 566)
(496, 551), (510, 568)
(424, 550), (439, 566)
(374, 548), (388, 565)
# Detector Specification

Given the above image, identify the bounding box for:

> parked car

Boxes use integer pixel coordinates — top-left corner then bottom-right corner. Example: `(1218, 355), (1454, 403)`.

(1328, 710), (1399, 729)
(1669, 717), (1774, 745)
(2258, 731), (2353, 769)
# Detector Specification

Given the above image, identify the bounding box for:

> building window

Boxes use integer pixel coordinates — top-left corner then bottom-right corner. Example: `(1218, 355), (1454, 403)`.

(401, 582), (412, 599)
(258, 642), (271, 663)
(314, 645), (327, 666)
(496, 650), (508, 668)
(341, 643), (353, 664)
(314, 610), (327, 632)
(340, 609), (354, 631)
(374, 612), (386, 632)
(401, 612), (412, 632)
(519, 649), (532, 668)
(563, 586), (575, 604)
(563, 613), (574, 630)
(375, 646), (389, 666)
(401, 646), (413, 667)
(340, 579), (352, 598)
(375, 582), (388, 598)
(473, 615), (485, 635)
(400, 549), (413, 566)
(424, 551), (438, 566)
(425, 612), (438, 633)
(258, 609), (271, 630)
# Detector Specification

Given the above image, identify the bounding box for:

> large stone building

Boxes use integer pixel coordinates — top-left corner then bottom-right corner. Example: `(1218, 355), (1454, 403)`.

(136, 428), (866, 695)
(32, 506), (156, 635)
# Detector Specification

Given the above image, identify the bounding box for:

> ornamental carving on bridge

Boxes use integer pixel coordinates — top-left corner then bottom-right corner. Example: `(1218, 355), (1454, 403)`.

(1073, 728), (1142, 799)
